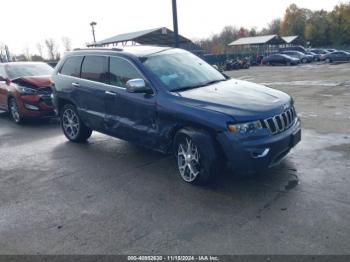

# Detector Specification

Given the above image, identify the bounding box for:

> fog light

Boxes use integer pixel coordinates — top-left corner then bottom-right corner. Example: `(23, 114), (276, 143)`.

(250, 148), (270, 158)
(24, 103), (39, 110)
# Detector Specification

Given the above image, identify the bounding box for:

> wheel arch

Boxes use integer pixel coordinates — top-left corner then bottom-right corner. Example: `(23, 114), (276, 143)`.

(56, 97), (75, 115)
(170, 125), (227, 163)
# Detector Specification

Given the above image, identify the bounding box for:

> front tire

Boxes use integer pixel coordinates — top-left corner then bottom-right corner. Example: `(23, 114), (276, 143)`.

(174, 129), (221, 185)
(60, 104), (92, 142)
(9, 98), (24, 124)
(326, 58), (331, 63)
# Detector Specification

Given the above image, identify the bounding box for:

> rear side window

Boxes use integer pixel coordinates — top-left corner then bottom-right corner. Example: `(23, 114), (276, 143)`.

(60, 56), (83, 77)
(81, 56), (108, 83)
(109, 57), (143, 88)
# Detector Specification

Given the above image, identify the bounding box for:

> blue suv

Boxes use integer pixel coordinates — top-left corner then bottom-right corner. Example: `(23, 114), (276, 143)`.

(52, 46), (301, 184)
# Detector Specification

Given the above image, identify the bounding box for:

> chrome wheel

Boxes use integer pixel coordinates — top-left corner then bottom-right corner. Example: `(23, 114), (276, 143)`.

(10, 99), (20, 123)
(177, 137), (200, 182)
(62, 108), (80, 139)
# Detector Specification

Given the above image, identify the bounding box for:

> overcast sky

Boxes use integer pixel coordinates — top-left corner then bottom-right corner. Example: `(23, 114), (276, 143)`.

(0, 0), (343, 55)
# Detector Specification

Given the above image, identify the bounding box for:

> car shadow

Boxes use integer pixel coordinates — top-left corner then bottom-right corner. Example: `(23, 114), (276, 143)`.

(50, 133), (300, 201)
(0, 111), (59, 126)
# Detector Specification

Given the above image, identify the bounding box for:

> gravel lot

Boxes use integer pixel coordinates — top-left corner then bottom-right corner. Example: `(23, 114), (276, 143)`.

(0, 63), (349, 255)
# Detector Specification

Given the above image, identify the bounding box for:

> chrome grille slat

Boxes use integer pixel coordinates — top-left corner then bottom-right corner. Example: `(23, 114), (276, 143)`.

(287, 110), (292, 123)
(282, 113), (288, 127)
(263, 107), (297, 135)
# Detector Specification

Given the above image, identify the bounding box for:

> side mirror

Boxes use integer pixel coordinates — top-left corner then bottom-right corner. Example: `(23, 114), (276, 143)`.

(126, 79), (152, 94)
(212, 65), (219, 70)
(0, 76), (10, 85)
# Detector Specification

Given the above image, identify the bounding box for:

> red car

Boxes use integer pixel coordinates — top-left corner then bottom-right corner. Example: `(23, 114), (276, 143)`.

(0, 62), (55, 124)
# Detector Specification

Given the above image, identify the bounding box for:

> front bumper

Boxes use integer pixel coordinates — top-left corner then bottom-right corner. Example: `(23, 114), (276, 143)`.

(16, 94), (55, 118)
(217, 118), (301, 172)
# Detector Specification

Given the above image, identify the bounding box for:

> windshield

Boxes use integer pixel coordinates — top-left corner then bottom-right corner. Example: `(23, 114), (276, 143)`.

(6, 63), (53, 79)
(142, 50), (226, 91)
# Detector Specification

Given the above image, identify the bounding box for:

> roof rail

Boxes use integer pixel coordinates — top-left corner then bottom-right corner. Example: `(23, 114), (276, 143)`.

(73, 47), (123, 51)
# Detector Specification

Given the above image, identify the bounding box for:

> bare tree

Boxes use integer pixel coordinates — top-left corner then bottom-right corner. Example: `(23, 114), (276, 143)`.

(24, 46), (31, 61)
(0, 43), (6, 62)
(45, 38), (59, 61)
(36, 43), (44, 58)
(62, 37), (72, 51)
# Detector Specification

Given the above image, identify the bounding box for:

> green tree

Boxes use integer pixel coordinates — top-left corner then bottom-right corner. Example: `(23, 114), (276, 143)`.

(261, 19), (281, 35)
(304, 10), (331, 46)
(281, 4), (311, 38)
(328, 3), (350, 45)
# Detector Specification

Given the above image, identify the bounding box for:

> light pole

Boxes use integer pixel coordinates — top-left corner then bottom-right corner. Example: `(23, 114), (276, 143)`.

(90, 21), (97, 44)
(172, 0), (179, 48)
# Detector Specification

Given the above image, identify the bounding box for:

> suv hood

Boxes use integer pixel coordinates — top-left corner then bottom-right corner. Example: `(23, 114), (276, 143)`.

(174, 79), (291, 122)
(12, 75), (52, 88)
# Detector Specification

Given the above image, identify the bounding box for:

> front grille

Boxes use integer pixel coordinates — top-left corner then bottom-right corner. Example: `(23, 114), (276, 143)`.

(261, 107), (297, 135)
(37, 87), (52, 95)
(38, 88), (53, 106)
(41, 96), (53, 106)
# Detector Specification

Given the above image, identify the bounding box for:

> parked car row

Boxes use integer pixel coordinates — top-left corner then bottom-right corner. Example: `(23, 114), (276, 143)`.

(0, 46), (301, 185)
(261, 47), (350, 66)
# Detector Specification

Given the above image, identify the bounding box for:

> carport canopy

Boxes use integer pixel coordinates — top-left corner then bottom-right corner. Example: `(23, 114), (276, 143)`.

(88, 27), (192, 47)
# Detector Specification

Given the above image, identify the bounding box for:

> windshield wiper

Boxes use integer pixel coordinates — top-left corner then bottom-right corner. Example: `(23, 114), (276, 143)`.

(171, 79), (225, 92)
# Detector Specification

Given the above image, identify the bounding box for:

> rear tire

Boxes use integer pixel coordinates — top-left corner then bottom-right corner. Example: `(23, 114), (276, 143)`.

(174, 129), (221, 185)
(9, 98), (24, 124)
(302, 58), (307, 63)
(60, 104), (92, 142)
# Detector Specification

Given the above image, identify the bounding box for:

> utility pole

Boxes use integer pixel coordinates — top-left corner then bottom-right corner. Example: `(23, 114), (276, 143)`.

(172, 0), (179, 48)
(90, 21), (97, 44)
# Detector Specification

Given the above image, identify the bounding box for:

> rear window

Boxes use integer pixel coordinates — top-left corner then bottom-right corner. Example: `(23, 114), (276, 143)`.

(60, 56), (83, 77)
(81, 56), (108, 83)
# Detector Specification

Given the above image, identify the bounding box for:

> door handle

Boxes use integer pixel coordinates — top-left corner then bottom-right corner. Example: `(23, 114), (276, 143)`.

(105, 91), (117, 96)
(72, 82), (80, 87)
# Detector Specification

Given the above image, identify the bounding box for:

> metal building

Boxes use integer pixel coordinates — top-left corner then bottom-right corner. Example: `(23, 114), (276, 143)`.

(282, 36), (305, 46)
(228, 35), (287, 54)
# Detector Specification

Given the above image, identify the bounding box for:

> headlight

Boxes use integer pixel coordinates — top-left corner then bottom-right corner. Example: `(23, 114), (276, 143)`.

(16, 85), (38, 95)
(227, 120), (262, 134)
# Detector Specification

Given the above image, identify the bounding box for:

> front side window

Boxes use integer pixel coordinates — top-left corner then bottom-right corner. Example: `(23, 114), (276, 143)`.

(142, 50), (225, 91)
(109, 57), (143, 88)
(81, 56), (108, 83)
(60, 56), (83, 77)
